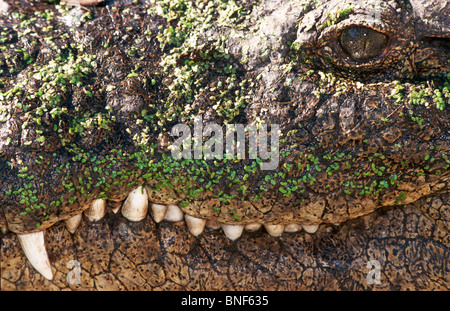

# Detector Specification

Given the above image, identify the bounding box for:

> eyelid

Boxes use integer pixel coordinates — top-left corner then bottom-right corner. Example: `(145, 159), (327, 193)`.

(315, 14), (413, 71)
(316, 20), (391, 68)
(318, 16), (393, 49)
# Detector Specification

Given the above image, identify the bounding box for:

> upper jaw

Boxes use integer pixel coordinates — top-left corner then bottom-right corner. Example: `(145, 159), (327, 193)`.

(2, 78), (449, 234)
(1, 0), (449, 237)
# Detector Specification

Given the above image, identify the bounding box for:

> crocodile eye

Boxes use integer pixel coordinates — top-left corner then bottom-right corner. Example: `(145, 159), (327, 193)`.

(339, 27), (388, 62)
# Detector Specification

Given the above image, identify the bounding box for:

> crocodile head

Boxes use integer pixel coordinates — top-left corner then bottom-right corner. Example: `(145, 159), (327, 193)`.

(0, 0), (449, 290)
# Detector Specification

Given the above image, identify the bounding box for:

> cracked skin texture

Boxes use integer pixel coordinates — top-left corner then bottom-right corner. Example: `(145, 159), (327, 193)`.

(1, 197), (450, 290)
(0, 0), (449, 290)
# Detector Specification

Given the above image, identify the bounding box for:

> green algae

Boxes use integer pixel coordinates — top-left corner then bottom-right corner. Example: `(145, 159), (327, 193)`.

(0, 0), (448, 228)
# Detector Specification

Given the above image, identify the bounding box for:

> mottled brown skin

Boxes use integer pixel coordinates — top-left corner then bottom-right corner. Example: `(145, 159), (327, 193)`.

(1, 194), (449, 290)
(1, 0), (449, 290)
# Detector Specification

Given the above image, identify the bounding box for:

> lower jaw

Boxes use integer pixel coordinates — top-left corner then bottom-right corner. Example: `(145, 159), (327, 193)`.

(1, 194), (449, 290)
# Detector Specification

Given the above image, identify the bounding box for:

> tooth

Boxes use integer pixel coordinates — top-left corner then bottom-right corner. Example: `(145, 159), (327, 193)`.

(206, 219), (221, 230)
(121, 186), (148, 222)
(150, 203), (168, 223)
(163, 204), (184, 222)
(221, 224), (244, 241)
(84, 198), (106, 222)
(1, 227), (8, 234)
(264, 224), (284, 237)
(302, 224), (319, 234)
(284, 224), (302, 233)
(185, 215), (207, 236)
(17, 231), (53, 280)
(244, 223), (262, 232)
(108, 200), (122, 214)
(65, 214), (82, 233)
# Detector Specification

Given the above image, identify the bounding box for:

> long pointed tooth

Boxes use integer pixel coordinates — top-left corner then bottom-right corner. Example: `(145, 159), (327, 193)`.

(1, 226), (8, 234)
(17, 231), (53, 280)
(221, 224), (244, 241)
(302, 224), (319, 234)
(185, 215), (207, 236)
(121, 186), (148, 222)
(84, 199), (106, 222)
(150, 203), (167, 223)
(65, 214), (82, 233)
(244, 223), (262, 232)
(206, 219), (221, 230)
(284, 224), (302, 233)
(163, 204), (184, 222)
(264, 224), (284, 237)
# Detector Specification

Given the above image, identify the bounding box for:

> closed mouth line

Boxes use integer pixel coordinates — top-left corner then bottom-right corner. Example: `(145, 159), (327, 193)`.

(2, 185), (324, 281)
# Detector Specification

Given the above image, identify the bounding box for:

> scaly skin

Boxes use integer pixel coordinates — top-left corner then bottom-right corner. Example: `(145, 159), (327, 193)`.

(0, 0), (449, 290)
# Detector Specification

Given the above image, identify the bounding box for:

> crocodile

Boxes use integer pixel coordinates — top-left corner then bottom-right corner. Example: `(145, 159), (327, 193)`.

(0, 0), (449, 291)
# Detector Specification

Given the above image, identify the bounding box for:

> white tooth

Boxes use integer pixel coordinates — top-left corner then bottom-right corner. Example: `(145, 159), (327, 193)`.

(150, 203), (168, 223)
(284, 224), (302, 233)
(121, 186), (148, 222)
(17, 231), (53, 280)
(206, 219), (221, 230)
(109, 201), (122, 214)
(111, 207), (120, 214)
(264, 224), (284, 237)
(302, 224), (319, 234)
(84, 199), (106, 222)
(185, 215), (207, 236)
(244, 223), (262, 232)
(0, 0), (9, 13)
(163, 204), (184, 222)
(221, 224), (244, 241)
(65, 214), (82, 233)
(1, 227), (8, 234)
